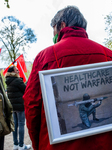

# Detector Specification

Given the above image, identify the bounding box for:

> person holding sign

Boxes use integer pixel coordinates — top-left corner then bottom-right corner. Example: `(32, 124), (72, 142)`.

(23, 6), (112, 150)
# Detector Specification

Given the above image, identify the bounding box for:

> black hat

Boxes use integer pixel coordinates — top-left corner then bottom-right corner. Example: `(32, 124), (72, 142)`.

(7, 66), (14, 72)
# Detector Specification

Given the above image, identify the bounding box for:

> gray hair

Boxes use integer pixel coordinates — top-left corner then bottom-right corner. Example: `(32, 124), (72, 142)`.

(51, 6), (87, 31)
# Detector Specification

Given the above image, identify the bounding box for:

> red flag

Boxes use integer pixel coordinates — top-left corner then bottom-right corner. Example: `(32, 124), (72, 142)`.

(15, 54), (27, 72)
(3, 63), (14, 76)
(3, 54), (27, 76)
(0, 48), (1, 54)
(17, 60), (27, 82)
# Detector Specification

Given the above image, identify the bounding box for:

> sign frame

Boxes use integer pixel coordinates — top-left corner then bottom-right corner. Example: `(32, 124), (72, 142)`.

(39, 61), (112, 144)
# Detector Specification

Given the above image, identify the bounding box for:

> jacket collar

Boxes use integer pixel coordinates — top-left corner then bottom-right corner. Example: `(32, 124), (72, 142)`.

(57, 26), (88, 42)
(5, 72), (20, 78)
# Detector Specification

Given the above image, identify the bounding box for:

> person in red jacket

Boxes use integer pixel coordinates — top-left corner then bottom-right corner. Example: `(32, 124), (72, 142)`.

(23, 6), (112, 150)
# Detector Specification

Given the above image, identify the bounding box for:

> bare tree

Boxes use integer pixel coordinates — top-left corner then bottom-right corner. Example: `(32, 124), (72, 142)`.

(4, 0), (10, 8)
(0, 16), (37, 63)
(104, 12), (112, 50)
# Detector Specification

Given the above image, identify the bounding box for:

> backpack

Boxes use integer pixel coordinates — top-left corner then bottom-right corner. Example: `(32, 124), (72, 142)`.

(0, 75), (14, 136)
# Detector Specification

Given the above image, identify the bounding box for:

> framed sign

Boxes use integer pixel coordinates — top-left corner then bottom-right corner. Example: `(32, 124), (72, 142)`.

(39, 61), (112, 145)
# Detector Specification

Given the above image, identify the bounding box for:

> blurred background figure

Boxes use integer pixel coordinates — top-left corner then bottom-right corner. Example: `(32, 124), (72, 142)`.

(5, 66), (31, 150)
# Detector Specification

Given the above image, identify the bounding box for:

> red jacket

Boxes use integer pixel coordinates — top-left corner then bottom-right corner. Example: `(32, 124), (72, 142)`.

(23, 27), (112, 150)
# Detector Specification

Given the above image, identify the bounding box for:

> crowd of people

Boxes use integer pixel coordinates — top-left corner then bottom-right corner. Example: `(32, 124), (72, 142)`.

(1, 5), (112, 150)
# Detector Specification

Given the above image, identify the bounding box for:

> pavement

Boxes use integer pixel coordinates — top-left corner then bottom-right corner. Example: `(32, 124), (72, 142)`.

(4, 124), (33, 150)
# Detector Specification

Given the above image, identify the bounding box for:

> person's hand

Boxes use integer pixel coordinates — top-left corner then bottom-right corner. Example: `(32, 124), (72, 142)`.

(98, 100), (102, 105)
(92, 102), (96, 105)
(94, 98), (97, 102)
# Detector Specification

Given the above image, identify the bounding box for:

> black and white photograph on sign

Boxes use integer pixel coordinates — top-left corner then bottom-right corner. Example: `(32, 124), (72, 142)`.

(51, 67), (112, 135)
(39, 61), (112, 144)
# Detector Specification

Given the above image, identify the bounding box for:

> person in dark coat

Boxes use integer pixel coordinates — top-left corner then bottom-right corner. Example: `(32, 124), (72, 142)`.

(5, 66), (31, 150)
(0, 136), (4, 150)
(0, 74), (5, 150)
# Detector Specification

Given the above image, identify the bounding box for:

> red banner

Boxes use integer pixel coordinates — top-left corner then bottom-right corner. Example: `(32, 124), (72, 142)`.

(15, 54), (27, 72)
(3, 63), (14, 76)
(17, 60), (27, 82)
(3, 54), (27, 82)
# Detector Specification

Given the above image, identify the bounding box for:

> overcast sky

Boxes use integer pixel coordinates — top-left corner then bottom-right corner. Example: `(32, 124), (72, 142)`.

(0, 0), (112, 67)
